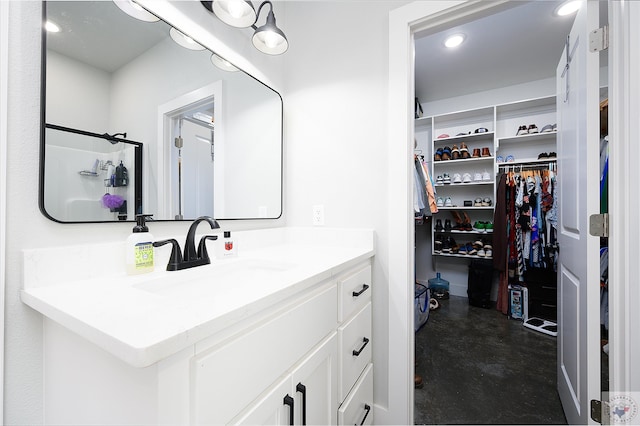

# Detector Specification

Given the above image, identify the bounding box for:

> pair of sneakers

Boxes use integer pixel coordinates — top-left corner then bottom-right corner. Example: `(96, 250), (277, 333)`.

(436, 197), (453, 208)
(472, 171), (492, 182)
(472, 221), (494, 233)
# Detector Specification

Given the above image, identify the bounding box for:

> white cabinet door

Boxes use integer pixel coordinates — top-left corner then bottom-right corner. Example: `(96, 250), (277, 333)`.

(290, 333), (337, 426)
(232, 334), (337, 426)
(338, 363), (373, 426)
(555, 1), (601, 424)
(231, 377), (292, 426)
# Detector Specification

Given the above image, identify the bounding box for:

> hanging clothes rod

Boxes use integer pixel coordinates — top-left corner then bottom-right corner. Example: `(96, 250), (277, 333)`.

(498, 160), (556, 172)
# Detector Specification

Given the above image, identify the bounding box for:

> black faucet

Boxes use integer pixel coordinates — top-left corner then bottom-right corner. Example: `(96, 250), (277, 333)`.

(153, 216), (221, 271)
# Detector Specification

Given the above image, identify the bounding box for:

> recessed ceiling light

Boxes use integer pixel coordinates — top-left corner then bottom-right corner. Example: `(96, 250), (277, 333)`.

(113, 0), (160, 23)
(444, 34), (465, 49)
(211, 53), (239, 72)
(555, 0), (581, 16)
(169, 27), (205, 51)
(45, 20), (60, 33)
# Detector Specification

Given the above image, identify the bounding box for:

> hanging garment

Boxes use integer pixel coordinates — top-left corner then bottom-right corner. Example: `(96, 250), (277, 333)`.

(420, 159), (438, 214)
(492, 173), (508, 271)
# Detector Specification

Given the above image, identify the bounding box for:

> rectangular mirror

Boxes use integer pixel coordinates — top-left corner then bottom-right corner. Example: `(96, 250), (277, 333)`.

(40, 0), (283, 222)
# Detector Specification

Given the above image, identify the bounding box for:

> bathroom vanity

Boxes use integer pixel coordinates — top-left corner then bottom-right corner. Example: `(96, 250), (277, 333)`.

(21, 227), (374, 425)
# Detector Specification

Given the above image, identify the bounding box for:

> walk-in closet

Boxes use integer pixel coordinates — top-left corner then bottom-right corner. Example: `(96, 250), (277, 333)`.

(411, 1), (609, 423)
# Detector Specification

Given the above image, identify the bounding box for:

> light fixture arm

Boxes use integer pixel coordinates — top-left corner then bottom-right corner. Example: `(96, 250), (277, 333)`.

(251, 1), (274, 30)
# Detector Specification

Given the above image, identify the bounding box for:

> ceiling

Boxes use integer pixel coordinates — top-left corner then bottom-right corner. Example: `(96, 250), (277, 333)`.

(414, 1), (580, 103)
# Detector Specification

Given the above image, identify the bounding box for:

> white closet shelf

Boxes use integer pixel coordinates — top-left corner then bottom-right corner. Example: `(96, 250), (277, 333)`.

(434, 181), (493, 187)
(433, 253), (493, 260)
(436, 206), (494, 211)
(434, 230), (494, 235)
(497, 131), (557, 145)
(433, 132), (494, 144)
(433, 157), (494, 165)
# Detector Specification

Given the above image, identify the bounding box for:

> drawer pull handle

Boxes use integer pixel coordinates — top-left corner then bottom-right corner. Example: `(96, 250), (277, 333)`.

(352, 284), (370, 297)
(355, 403), (371, 426)
(352, 337), (370, 356)
(296, 383), (307, 425)
(283, 394), (294, 426)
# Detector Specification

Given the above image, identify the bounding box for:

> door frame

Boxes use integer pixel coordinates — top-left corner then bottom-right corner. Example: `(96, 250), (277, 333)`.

(387, 0), (635, 423)
(0, 0), (8, 419)
(608, 0), (640, 409)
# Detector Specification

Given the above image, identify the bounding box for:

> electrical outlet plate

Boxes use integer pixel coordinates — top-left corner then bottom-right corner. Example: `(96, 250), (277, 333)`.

(312, 205), (324, 226)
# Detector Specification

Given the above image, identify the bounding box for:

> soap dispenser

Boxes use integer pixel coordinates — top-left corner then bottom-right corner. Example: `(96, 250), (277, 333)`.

(126, 214), (154, 275)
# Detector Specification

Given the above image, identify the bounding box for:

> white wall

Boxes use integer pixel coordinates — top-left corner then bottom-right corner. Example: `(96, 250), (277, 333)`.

(281, 0), (411, 419)
(3, 1), (284, 423)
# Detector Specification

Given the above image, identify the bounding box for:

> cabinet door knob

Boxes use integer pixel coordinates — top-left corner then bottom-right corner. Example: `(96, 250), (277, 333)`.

(283, 394), (294, 426)
(352, 284), (370, 297)
(352, 337), (370, 356)
(355, 403), (371, 426)
(296, 383), (307, 425)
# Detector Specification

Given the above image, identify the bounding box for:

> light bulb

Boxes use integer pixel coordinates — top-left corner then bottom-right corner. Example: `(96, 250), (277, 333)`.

(444, 34), (465, 48)
(263, 31), (280, 49)
(556, 0), (581, 16)
(227, 1), (246, 19)
(45, 21), (60, 32)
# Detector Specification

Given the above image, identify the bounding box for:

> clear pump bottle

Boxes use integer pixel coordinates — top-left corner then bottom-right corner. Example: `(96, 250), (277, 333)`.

(126, 214), (154, 275)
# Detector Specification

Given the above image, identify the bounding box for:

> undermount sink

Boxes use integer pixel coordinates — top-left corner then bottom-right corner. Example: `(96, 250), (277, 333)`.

(132, 259), (296, 300)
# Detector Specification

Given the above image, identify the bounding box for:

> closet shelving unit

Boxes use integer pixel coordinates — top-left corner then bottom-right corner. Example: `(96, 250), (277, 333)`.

(415, 96), (557, 259)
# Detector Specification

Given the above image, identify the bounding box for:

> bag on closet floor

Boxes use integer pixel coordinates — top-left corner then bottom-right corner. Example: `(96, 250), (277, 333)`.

(415, 282), (430, 332)
(467, 259), (493, 309)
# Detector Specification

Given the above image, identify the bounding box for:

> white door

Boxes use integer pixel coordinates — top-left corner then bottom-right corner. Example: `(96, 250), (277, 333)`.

(555, 1), (602, 424)
(181, 119), (214, 218)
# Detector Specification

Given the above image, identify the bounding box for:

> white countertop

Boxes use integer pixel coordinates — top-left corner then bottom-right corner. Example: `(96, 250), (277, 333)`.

(21, 228), (374, 368)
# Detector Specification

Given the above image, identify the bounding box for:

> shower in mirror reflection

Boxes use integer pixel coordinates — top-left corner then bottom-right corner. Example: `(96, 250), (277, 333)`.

(201, 0), (289, 55)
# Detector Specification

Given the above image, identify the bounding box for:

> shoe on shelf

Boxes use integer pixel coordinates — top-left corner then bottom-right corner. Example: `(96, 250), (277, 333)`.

(458, 244), (468, 255)
(474, 197), (483, 207)
(482, 240), (493, 250)
(496, 155), (504, 163)
(528, 124), (539, 134)
(452, 173), (462, 184)
(540, 124), (554, 133)
(481, 147), (491, 157)
(473, 221), (486, 232)
(436, 197), (444, 207)
(434, 148), (443, 161)
(482, 171), (492, 181)
(443, 173), (451, 184)
(466, 243), (477, 256)
(547, 152), (557, 158)
(462, 173), (472, 183)
(473, 172), (483, 182)
(441, 146), (452, 161)
(516, 125), (528, 136)
(477, 247), (486, 257)
(474, 127), (489, 134)
(444, 197), (453, 207)
(552, 123), (557, 131)
(484, 248), (493, 258)
(442, 236), (452, 253)
(444, 219), (452, 232)
(484, 222), (494, 233)
(482, 197), (492, 207)
(435, 219), (443, 232)
(505, 155), (515, 162)
(436, 175), (444, 185)
(538, 152), (549, 159)
(434, 234), (444, 253)
(473, 238), (484, 249)
(460, 143), (470, 159)
(451, 145), (460, 160)
(472, 148), (481, 158)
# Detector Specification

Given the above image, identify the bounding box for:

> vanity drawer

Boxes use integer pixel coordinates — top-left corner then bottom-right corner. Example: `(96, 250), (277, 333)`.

(338, 363), (373, 426)
(192, 282), (338, 425)
(338, 264), (372, 322)
(338, 302), (372, 402)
